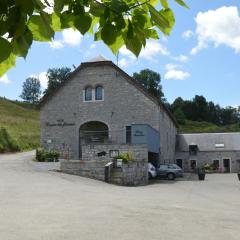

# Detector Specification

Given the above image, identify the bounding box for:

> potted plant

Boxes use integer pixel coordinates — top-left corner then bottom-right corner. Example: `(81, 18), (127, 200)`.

(197, 167), (205, 181)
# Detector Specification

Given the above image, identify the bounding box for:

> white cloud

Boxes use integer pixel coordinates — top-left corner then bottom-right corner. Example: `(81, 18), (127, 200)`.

(62, 29), (82, 46)
(173, 55), (189, 62)
(0, 74), (10, 84)
(164, 63), (190, 80)
(191, 6), (240, 55)
(49, 40), (64, 49)
(31, 72), (48, 90)
(38, 72), (48, 89)
(182, 30), (194, 39)
(90, 43), (96, 49)
(49, 29), (82, 49)
(119, 40), (169, 65)
(164, 70), (190, 80)
(118, 58), (132, 68)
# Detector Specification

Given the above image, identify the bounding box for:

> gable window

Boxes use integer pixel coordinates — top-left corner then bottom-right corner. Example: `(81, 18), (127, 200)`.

(84, 87), (92, 101)
(95, 86), (103, 101)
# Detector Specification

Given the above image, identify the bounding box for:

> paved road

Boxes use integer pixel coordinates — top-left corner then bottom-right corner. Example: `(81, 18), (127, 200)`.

(0, 152), (240, 240)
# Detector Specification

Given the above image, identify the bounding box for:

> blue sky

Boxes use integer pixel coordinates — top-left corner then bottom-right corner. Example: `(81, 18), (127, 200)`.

(0, 0), (239, 107)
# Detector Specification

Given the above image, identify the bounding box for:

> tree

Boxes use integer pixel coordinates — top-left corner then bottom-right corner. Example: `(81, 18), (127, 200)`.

(173, 108), (186, 125)
(20, 77), (41, 104)
(0, 0), (188, 77)
(44, 67), (71, 96)
(133, 69), (165, 101)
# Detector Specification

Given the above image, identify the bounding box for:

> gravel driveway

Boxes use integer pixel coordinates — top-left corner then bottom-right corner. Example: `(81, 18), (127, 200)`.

(0, 151), (240, 240)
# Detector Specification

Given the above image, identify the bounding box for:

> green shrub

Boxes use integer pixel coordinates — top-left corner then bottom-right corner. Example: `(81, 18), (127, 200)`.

(36, 148), (60, 162)
(117, 152), (134, 163)
(0, 127), (20, 153)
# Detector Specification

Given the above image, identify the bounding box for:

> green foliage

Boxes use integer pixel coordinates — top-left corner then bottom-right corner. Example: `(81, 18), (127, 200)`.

(171, 95), (240, 126)
(0, 127), (20, 153)
(117, 152), (134, 163)
(36, 148), (60, 162)
(179, 120), (240, 133)
(133, 68), (165, 102)
(43, 67), (71, 96)
(173, 108), (186, 125)
(20, 77), (42, 104)
(0, 0), (188, 77)
(0, 97), (40, 151)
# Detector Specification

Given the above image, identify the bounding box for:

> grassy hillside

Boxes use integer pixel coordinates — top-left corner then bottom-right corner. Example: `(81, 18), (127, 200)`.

(0, 98), (40, 151)
(179, 120), (240, 133)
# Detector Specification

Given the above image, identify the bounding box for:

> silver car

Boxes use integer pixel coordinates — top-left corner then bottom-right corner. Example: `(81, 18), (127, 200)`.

(156, 164), (184, 180)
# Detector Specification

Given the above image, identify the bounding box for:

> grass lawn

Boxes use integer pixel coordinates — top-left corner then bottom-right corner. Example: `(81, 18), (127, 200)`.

(0, 98), (40, 151)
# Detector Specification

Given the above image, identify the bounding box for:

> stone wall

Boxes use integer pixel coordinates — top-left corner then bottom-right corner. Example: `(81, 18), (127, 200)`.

(175, 151), (240, 173)
(40, 62), (177, 162)
(60, 143), (148, 186)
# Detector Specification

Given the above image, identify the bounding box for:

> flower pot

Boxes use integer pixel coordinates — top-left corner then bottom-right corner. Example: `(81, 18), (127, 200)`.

(237, 173), (240, 181)
(198, 173), (205, 181)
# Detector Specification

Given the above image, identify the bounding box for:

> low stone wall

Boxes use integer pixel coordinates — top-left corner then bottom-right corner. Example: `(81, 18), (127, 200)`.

(60, 159), (148, 186)
(60, 160), (107, 181)
(110, 161), (148, 186)
(60, 143), (148, 186)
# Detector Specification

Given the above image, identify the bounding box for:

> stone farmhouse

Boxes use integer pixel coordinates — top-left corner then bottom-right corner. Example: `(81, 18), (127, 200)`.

(176, 133), (240, 173)
(40, 56), (240, 185)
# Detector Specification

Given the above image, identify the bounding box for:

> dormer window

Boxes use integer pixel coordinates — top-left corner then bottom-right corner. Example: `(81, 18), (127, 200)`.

(84, 87), (92, 101)
(189, 144), (198, 155)
(95, 86), (103, 101)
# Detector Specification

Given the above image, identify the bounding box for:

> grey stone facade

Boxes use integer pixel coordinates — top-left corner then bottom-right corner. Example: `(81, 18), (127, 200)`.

(175, 133), (240, 173)
(60, 144), (148, 186)
(40, 58), (177, 164)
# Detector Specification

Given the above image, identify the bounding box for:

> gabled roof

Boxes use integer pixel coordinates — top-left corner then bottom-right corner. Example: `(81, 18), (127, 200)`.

(39, 58), (178, 127)
(177, 132), (240, 151)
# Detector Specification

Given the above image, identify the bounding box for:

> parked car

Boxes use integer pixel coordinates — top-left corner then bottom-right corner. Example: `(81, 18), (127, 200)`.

(156, 164), (184, 180)
(148, 163), (157, 179)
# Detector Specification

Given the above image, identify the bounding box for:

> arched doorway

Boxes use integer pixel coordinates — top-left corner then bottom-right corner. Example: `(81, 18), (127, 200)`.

(79, 121), (109, 158)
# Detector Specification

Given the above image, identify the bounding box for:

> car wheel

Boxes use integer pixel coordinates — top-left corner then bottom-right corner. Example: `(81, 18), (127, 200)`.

(167, 173), (175, 180)
(148, 172), (153, 180)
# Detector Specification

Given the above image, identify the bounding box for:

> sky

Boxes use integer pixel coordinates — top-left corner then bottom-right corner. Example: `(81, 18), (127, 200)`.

(0, 0), (239, 107)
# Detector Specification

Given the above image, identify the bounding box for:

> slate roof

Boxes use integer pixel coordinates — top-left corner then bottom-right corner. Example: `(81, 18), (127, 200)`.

(177, 132), (240, 151)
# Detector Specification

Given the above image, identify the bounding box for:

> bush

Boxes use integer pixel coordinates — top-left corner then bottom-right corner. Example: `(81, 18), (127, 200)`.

(0, 127), (20, 153)
(117, 152), (134, 163)
(36, 148), (60, 162)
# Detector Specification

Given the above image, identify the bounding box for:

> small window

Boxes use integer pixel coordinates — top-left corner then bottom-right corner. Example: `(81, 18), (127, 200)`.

(126, 126), (132, 144)
(95, 86), (103, 100)
(190, 160), (197, 170)
(85, 87), (92, 101)
(189, 145), (198, 155)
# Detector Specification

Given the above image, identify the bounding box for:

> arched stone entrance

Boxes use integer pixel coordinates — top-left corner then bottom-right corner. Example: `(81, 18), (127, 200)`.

(79, 121), (109, 158)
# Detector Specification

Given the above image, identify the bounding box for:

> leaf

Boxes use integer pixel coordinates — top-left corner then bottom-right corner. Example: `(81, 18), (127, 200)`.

(145, 28), (159, 39)
(158, 8), (175, 35)
(74, 14), (92, 35)
(101, 23), (117, 45)
(28, 14), (54, 41)
(90, 1), (105, 17)
(0, 53), (16, 77)
(12, 29), (33, 58)
(88, 17), (99, 34)
(0, 37), (12, 62)
(148, 4), (169, 29)
(110, 0), (129, 13)
(125, 35), (142, 56)
(60, 12), (75, 29)
(160, 0), (169, 8)
(51, 12), (62, 32)
(149, 0), (159, 6)
(174, 0), (189, 8)
(15, 0), (34, 15)
(109, 34), (124, 54)
(54, 0), (65, 13)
